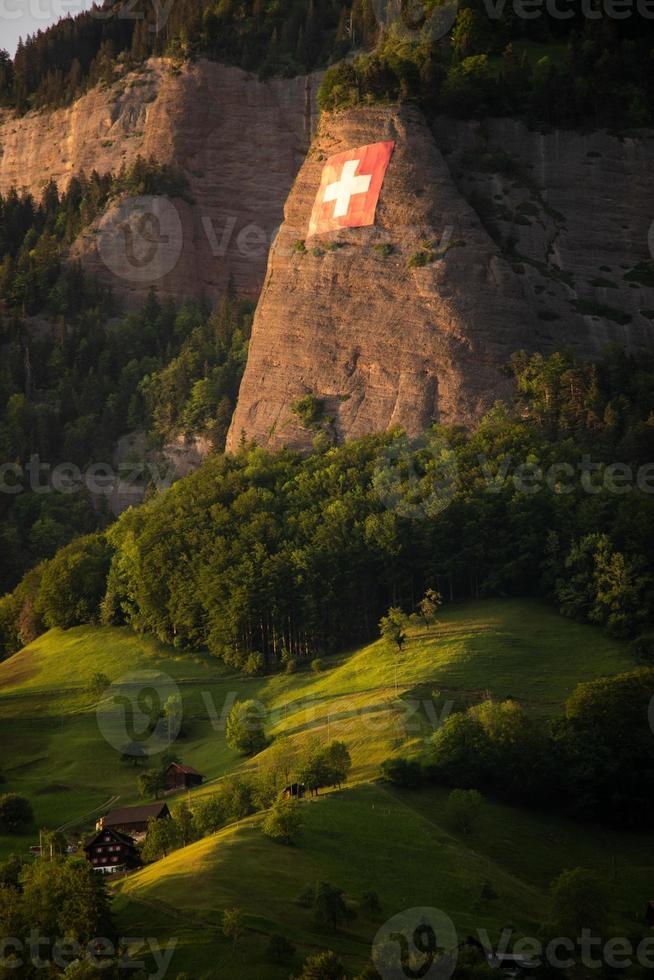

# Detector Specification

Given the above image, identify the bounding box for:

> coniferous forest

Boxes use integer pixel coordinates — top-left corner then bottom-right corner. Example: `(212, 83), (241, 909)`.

(0, 0), (652, 126)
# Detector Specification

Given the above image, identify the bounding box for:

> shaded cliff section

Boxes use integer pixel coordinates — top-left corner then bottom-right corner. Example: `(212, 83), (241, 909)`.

(0, 58), (320, 307)
(226, 106), (654, 452)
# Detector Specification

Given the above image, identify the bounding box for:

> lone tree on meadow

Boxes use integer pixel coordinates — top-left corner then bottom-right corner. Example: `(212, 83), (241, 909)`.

(379, 607), (408, 652)
(225, 699), (267, 755)
(297, 740), (352, 796)
(138, 768), (166, 800)
(445, 788), (485, 836)
(418, 588), (442, 625)
(0, 793), (33, 833)
(549, 868), (609, 938)
(262, 799), (303, 845)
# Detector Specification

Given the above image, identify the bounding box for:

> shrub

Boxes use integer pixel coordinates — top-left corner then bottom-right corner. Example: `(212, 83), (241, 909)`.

(549, 868), (608, 938)
(407, 250), (434, 269)
(87, 672), (111, 695)
(444, 788), (484, 835)
(262, 799), (303, 845)
(267, 933), (296, 963)
(314, 882), (353, 930)
(244, 651), (265, 676)
(0, 794), (33, 832)
(380, 757), (423, 789)
(291, 394), (326, 430)
(297, 885), (316, 908)
(296, 950), (347, 980)
(360, 891), (382, 915)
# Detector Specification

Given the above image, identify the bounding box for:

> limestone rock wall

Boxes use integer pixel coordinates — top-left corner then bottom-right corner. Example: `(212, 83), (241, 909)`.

(0, 59), (320, 306)
(226, 107), (654, 451)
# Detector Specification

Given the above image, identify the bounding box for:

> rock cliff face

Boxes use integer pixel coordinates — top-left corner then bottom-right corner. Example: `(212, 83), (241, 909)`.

(226, 106), (654, 451)
(0, 59), (319, 306)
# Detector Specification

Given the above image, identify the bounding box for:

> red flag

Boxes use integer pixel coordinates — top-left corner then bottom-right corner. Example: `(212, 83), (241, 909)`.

(308, 141), (395, 238)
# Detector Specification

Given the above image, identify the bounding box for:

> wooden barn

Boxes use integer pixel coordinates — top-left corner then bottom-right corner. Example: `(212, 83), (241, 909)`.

(97, 802), (170, 837)
(84, 827), (141, 874)
(165, 762), (204, 791)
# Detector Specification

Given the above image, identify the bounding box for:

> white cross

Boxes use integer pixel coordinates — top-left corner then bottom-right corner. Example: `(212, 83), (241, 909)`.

(323, 159), (372, 218)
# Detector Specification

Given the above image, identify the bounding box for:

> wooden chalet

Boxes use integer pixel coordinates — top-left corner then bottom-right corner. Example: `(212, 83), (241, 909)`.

(84, 827), (141, 874)
(164, 762), (204, 791)
(97, 802), (170, 836)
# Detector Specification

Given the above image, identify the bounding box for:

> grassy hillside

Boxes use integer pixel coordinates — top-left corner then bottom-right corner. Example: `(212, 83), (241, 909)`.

(0, 599), (636, 862)
(112, 782), (652, 978)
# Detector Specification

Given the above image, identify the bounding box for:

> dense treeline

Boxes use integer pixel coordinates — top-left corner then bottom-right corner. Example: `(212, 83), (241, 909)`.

(4, 346), (654, 666)
(0, 0), (359, 112)
(384, 667), (654, 827)
(0, 161), (250, 598)
(318, 16), (654, 127)
(0, 0), (652, 127)
(0, 290), (252, 598)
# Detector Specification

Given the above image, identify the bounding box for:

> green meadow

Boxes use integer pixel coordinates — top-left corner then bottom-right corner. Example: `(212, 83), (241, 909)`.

(0, 597), (646, 977)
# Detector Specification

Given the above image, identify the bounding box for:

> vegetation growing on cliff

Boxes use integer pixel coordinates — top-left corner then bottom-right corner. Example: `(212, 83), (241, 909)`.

(0, 179), (253, 600)
(0, 0), (652, 127)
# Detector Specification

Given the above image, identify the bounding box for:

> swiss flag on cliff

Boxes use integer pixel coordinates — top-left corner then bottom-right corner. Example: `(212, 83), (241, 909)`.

(307, 141), (395, 237)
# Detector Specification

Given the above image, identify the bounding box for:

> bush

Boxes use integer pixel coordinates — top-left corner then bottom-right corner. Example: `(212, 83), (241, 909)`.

(0, 794), (33, 832)
(445, 788), (484, 835)
(407, 249), (434, 269)
(360, 891), (382, 915)
(262, 799), (303, 845)
(297, 885), (316, 908)
(381, 757), (423, 789)
(267, 933), (296, 963)
(291, 394), (325, 430)
(549, 868), (608, 938)
(87, 672), (111, 695)
(311, 657), (324, 674)
(296, 950), (347, 979)
(314, 882), (353, 931)
(244, 651), (265, 676)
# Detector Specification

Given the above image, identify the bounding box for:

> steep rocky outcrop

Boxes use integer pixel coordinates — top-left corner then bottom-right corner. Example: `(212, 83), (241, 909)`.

(0, 59), (319, 306)
(226, 106), (654, 451)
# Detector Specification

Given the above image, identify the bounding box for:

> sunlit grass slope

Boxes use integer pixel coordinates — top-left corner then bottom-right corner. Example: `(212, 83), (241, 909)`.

(113, 782), (651, 978)
(0, 599), (636, 862)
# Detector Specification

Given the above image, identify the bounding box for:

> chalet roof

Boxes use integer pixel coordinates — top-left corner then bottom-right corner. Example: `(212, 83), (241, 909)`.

(167, 762), (203, 776)
(84, 826), (136, 850)
(102, 802), (170, 826)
